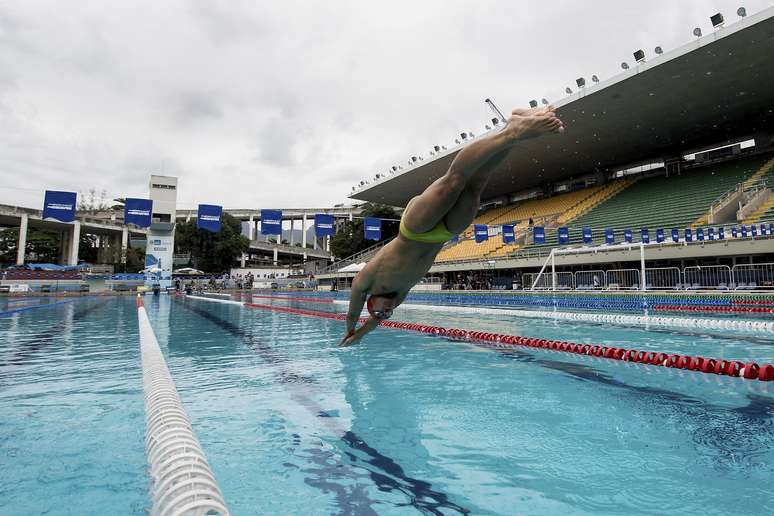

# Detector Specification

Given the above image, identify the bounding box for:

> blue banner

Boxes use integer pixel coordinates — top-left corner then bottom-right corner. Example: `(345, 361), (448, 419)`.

(582, 227), (592, 244)
(314, 214), (335, 236)
(605, 228), (615, 245)
(364, 217), (381, 240)
(741, 225), (748, 238)
(685, 228), (693, 242)
(696, 228), (704, 241)
(124, 198), (153, 228)
(731, 227), (738, 238)
(751, 224), (758, 237)
(624, 229), (632, 243)
(718, 227), (725, 240)
(43, 190), (77, 222)
(261, 209), (282, 235)
(502, 224), (515, 244)
(761, 224), (768, 236)
(474, 224), (489, 243)
(533, 226), (545, 244)
(197, 204), (222, 232)
(640, 228), (649, 244)
(671, 229), (679, 243)
(708, 227), (715, 240)
(770, 223), (774, 235)
(558, 227), (569, 245)
(656, 228), (665, 243)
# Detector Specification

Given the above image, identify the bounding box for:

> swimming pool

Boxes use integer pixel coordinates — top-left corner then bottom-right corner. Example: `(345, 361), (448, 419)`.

(2, 294), (774, 514)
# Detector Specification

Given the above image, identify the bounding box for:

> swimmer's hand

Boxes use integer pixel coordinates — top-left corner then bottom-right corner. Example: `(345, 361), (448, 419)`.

(338, 317), (380, 347)
(339, 330), (359, 347)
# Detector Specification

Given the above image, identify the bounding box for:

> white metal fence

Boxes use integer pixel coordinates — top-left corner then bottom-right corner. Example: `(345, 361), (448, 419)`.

(575, 270), (607, 290)
(732, 263), (774, 289)
(524, 271), (574, 290)
(645, 267), (682, 290)
(137, 298), (230, 516)
(523, 263), (774, 291)
(683, 265), (733, 290)
(606, 269), (641, 290)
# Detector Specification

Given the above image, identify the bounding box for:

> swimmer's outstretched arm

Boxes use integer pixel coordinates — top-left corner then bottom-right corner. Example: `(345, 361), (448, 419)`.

(340, 277), (373, 346)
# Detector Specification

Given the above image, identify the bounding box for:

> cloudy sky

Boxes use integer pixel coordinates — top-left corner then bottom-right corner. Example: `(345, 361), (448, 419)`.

(0, 0), (770, 210)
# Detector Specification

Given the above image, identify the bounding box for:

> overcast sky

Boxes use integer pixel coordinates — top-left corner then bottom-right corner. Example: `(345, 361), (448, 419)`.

(0, 0), (771, 210)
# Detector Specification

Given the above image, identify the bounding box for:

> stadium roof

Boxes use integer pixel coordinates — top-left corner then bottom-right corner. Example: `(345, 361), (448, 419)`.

(350, 7), (774, 207)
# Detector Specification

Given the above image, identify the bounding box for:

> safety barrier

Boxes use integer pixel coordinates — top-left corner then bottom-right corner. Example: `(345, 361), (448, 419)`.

(732, 262), (774, 290)
(575, 270), (606, 290)
(645, 267), (682, 290)
(136, 296), (229, 516)
(606, 269), (641, 290)
(683, 265), (733, 290)
(241, 301), (774, 382)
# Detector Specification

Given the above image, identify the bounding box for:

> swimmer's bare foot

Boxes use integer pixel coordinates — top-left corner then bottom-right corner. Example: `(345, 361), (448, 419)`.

(511, 104), (554, 117)
(503, 111), (564, 141)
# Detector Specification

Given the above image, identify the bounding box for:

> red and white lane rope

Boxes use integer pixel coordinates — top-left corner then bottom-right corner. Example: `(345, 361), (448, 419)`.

(230, 301), (773, 382)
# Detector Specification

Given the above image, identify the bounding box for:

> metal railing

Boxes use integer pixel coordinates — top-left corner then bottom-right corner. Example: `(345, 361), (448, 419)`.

(606, 269), (641, 290)
(683, 265), (733, 290)
(517, 263), (774, 291)
(732, 263), (774, 290)
(574, 270), (607, 290)
(137, 298), (229, 516)
(523, 271), (574, 290)
(322, 237), (396, 273)
(645, 267), (682, 290)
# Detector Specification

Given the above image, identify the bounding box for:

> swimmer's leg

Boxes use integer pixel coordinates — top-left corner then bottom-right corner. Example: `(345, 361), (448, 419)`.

(401, 109), (563, 234)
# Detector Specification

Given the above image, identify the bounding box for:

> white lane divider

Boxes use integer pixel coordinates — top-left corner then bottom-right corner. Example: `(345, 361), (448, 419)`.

(331, 301), (774, 333)
(137, 297), (229, 516)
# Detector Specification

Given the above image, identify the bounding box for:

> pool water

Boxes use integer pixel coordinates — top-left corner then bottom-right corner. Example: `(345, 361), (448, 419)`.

(3, 294), (774, 515)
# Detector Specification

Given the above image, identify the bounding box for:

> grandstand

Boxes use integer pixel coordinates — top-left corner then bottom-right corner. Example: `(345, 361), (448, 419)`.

(523, 152), (773, 250)
(329, 7), (774, 286)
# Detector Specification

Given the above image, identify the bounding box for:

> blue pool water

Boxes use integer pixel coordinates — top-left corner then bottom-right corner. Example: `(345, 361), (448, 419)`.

(2, 294), (774, 514)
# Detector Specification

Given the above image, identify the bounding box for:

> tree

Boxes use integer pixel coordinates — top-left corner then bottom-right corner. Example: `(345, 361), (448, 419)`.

(174, 213), (249, 273)
(125, 247), (145, 273)
(329, 203), (400, 259)
(77, 188), (111, 213)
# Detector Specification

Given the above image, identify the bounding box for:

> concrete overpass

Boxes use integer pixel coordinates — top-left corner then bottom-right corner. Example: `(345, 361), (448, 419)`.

(0, 204), (148, 266)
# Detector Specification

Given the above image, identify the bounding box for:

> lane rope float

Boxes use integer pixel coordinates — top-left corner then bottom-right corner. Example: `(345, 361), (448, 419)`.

(192, 296), (774, 382)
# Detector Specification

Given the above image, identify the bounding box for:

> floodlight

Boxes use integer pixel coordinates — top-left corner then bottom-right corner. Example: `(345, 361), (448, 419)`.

(737, 7), (746, 17)
(433, 145), (440, 152)
(633, 49), (645, 62)
(460, 132), (467, 140)
(654, 46), (663, 54)
(529, 99), (538, 108)
(565, 87), (572, 94)
(621, 62), (630, 70)
(375, 174), (380, 179)
(711, 13), (724, 27)
(541, 98), (548, 105)
(491, 117), (499, 125)
(576, 77), (585, 88)
(693, 27), (702, 37)
(411, 156), (418, 162)
(591, 75), (599, 83)
(391, 165), (397, 171)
